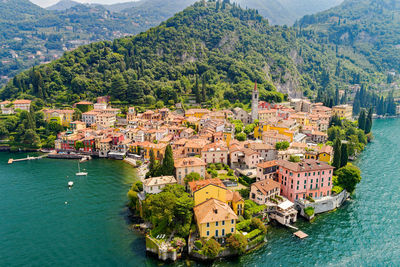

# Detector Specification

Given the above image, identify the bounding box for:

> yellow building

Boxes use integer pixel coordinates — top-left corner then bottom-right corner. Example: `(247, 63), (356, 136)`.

(332, 104), (353, 120)
(132, 141), (167, 161)
(290, 112), (309, 126)
(254, 124), (294, 142)
(193, 198), (238, 239)
(223, 132), (232, 147)
(189, 179), (244, 216)
(185, 108), (210, 118)
(43, 109), (74, 127)
(192, 183), (227, 206)
(304, 145), (333, 163)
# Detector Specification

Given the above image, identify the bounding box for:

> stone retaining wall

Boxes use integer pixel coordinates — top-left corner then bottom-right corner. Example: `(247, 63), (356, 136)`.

(295, 190), (349, 217)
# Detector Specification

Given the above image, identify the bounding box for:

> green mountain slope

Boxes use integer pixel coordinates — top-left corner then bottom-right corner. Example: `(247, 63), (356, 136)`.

(0, 0), (47, 21)
(1, 1), (372, 105)
(235, 0), (344, 25)
(297, 0), (400, 73)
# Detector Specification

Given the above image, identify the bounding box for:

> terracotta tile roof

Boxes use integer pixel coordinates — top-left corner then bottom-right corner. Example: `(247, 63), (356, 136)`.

(174, 157), (206, 168)
(202, 142), (228, 152)
(276, 159), (334, 172)
(252, 179), (280, 195)
(188, 178), (225, 193)
(13, 99), (31, 104)
(257, 160), (278, 169)
(226, 190), (243, 203)
(76, 101), (93, 105)
(194, 198), (238, 224)
(184, 138), (210, 149)
(246, 142), (274, 150)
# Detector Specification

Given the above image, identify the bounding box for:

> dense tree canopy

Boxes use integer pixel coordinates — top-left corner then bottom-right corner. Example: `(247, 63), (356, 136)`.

(1, 1), (374, 106)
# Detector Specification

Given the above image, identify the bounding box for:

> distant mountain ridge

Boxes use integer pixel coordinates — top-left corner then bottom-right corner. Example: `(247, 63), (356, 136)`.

(235, 0), (344, 25)
(46, 0), (80, 10)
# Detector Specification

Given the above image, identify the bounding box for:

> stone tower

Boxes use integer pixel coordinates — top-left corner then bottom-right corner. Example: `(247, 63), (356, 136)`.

(251, 81), (259, 122)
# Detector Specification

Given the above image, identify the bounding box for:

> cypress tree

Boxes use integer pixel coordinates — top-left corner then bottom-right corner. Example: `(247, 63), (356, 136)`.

(332, 138), (342, 170)
(201, 75), (207, 102)
(358, 109), (366, 130)
(148, 148), (156, 177)
(365, 108), (373, 134)
(335, 87), (340, 106)
(340, 143), (348, 168)
(160, 145), (175, 175)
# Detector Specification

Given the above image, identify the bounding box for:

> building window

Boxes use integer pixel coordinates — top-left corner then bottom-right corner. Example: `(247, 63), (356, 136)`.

(215, 230), (219, 237)
(222, 229), (225, 236)
(231, 228), (234, 233)
(216, 222), (218, 226)
(207, 223), (209, 227)
(222, 221), (225, 226)
(231, 219), (234, 224)
(207, 231), (209, 236)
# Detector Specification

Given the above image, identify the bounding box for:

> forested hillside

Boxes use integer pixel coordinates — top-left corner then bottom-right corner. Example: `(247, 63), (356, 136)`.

(0, 0), (346, 86)
(235, 0), (343, 25)
(297, 0), (400, 73)
(1, 1), (372, 107)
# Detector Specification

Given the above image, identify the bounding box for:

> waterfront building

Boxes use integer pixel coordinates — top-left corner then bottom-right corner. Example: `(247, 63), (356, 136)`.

(193, 198), (238, 239)
(268, 199), (298, 225)
(143, 176), (177, 194)
(188, 179), (244, 216)
(250, 179), (281, 205)
(276, 159), (334, 202)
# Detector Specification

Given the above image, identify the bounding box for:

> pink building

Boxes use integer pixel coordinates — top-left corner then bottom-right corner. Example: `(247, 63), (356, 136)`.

(276, 159), (334, 202)
(201, 142), (229, 165)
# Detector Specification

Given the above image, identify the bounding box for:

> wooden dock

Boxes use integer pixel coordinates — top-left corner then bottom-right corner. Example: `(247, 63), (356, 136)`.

(8, 154), (47, 164)
(294, 231), (308, 239)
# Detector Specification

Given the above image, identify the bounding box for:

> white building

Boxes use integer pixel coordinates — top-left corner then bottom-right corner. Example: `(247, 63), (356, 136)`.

(143, 176), (177, 194)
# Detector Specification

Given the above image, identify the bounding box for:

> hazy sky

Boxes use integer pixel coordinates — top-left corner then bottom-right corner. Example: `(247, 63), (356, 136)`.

(30, 0), (138, 8)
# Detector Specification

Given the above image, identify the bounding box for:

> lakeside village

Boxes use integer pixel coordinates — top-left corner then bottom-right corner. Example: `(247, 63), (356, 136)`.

(0, 83), (368, 261)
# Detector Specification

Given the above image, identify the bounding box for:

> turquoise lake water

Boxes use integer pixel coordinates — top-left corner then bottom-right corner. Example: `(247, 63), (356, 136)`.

(1, 118), (400, 266)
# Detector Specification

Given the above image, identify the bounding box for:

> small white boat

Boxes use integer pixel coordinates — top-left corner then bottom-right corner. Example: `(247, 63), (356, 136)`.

(76, 162), (88, 176)
(68, 181), (74, 187)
